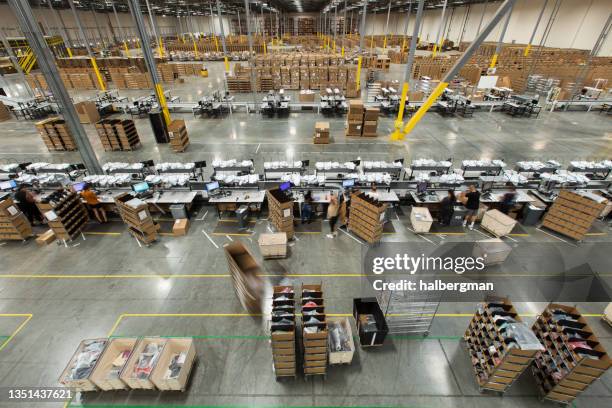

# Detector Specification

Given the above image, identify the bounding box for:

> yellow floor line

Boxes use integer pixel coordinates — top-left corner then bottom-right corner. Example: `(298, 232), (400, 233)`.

(508, 233), (530, 237)
(586, 233), (607, 236)
(0, 314), (32, 352)
(158, 233), (175, 236)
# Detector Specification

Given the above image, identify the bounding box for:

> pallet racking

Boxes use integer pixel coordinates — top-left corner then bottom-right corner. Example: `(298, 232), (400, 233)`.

(0, 196), (33, 241)
(541, 190), (608, 241)
(114, 193), (157, 245)
(348, 191), (387, 243)
(271, 285), (297, 379)
(36, 191), (88, 242)
(266, 188), (294, 240)
(302, 283), (327, 378)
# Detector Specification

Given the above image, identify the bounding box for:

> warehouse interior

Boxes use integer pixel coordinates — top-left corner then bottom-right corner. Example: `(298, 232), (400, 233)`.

(0, 0), (611, 407)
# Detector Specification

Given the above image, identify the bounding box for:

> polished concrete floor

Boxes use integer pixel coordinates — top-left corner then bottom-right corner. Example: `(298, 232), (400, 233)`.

(0, 62), (611, 408)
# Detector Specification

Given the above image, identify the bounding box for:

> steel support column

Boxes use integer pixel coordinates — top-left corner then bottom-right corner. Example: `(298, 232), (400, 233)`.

(8, 0), (101, 173)
(476, 0), (489, 35)
(112, 1), (131, 57)
(215, 0), (230, 72)
(127, 0), (171, 126)
(383, 0), (392, 49)
(525, 0), (549, 57)
(47, 0), (72, 57)
(145, 0), (163, 57)
(243, 0), (258, 112)
(0, 30), (34, 97)
(432, 0), (448, 57)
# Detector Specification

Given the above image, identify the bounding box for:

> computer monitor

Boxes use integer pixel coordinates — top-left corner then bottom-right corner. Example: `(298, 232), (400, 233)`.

(342, 179), (355, 188)
(0, 180), (17, 190)
(132, 182), (150, 194)
(206, 181), (220, 192)
(417, 181), (427, 194)
(72, 182), (87, 192)
(279, 182), (291, 192)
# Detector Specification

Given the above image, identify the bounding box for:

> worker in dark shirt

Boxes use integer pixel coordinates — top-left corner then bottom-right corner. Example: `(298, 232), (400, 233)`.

(439, 190), (456, 226)
(461, 184), (481, 230)
(14, 185), (42, 224)
(500, 184), (517, 215)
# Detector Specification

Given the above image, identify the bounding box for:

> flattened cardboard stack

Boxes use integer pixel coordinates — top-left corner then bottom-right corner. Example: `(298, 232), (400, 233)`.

(36, 192), (88, 241)
(167, 119), (189, 152)
(271, 285), (297, 379)
(313, 121), (330, 144)
(74, 101), (100, 124)
(302, 283), (327, 377)
(114, 193), (157, 244)
(346, 99), (364, 137)
(36, 117), (77, 151)
(464, 297), (543, 393)
(223, 241), (264, 313)
(542, 190), (607, 240)
(0, 197), (32, 241)
(362, 107), (379, 137)
(0, 101), (11, 122)
(531, 303), (611, 404)
(266, 188), (295, 239)
(95, 119), (141, 151)
(348, 191), (387, 243)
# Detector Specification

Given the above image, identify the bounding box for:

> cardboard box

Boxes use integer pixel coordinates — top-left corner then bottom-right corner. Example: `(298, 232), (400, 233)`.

(75, 101), (100, 124)
(364, 107), (380, 121)
(481, 209), (517, 237)
(120, 338), (168, 390)
(473, 238), (512, 265)
(150, 338), (196, 391)
(258, 232), (287, 258)
(59, 339), (108, 392)
(90, 338), (138, 391)
(36, 229), (56, 246)
(173, 219), (190, 236)
(410, 207), (433, 233)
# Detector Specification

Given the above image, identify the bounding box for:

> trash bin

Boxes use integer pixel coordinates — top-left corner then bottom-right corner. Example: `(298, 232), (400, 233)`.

(169, 204), (188, 220)
(236, 205), (249, 230)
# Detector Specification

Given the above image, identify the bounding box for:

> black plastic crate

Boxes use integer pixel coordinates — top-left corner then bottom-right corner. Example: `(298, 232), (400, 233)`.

(353, 297), (389, 347)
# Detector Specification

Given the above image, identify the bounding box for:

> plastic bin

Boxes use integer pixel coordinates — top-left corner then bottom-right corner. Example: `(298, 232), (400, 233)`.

(169, 204), (188, 220)
(353, 298), (389, 348)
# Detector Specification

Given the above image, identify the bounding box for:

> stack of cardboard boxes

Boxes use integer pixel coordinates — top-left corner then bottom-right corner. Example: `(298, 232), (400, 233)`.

(266, 188), (295, 239)
(36, 117), (78, 151)
(348, 191), (388, 243)
(223, 241), (264, 313)
(362, 107), (379, 137)
(36, 192), (89, 241)
(270, 285), (297, 379)
(542, 190), (608, 241)
(301, 284), (328, 377)
(114, 193), (158, 245)
(0, 197), (32, 241)
(168, 119), (190, 152)
(74, 101), (100, 124)
(346, 100), (364, 137)
(313, 121), (330, 144)
(95, 119), (141, 151)
(0, 101), (11, 122)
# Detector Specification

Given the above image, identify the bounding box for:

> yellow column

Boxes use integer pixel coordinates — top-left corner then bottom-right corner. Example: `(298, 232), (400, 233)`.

(66, 47), (73, 57)
(193, 38), (199, 58)
(123, 41), (131, 57)
(90, 57), (106, 91)
(401, 38), (407, 53)
(154, 83), (171, 126)
(489, 53), (498, 69)
(224, 56), (230, 73)
(263, 41), (267, 55)
(214, 36), (219, 52)
(432, 44), (437, 58)
(383, 36), (387, 49)
(399, 82), (448, 138)
(158, 36), (164, 58)
(390, 82), (410, 141)
(523, 44), (531, 57)
(341, 46), (345, 57)
(356, 56), (362, 89)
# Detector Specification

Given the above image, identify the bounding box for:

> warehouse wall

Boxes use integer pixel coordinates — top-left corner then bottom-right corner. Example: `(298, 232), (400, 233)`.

(0, 5), (231, 46)
(361, 0), (611, 55)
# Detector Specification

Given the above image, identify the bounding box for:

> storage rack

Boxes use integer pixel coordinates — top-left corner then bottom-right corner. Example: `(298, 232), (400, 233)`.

(531, 303), (611, 404)
(348, 191), (387, 244)
(266, 188), (294, 240)
(377, 288), (440, 335)
(168, 119), (190, 153)
(223, 241), (263, 314)
(0, 196), (32, 241)
(460, 163), (505, 177)
(464, 297), (543, 394)
(35, 117), (77, 151)
(270, 285), (297, 379)
(114, 193), (157, 245)
(302, 284), (327, 378)
(37, 191), (88, 242)
(541, 190), (607, 241)
(409, 162), (453, 178)
(95, 119), (141, 151)
(566, 164), (612, 181)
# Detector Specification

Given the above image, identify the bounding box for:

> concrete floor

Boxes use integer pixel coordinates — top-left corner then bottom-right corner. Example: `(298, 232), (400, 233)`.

(0, 62), (611, 408)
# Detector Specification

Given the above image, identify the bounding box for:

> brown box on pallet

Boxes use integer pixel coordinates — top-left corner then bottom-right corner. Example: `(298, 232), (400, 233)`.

(74, 101), (100, 124)
(348, 99), (364, 114)
(36, 229), (56, 246)
(364, 107), (379, 121)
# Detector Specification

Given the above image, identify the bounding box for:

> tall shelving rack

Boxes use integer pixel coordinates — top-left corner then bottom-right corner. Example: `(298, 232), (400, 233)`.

(270, 285), (297, 380)
(377, 288), (440, 335)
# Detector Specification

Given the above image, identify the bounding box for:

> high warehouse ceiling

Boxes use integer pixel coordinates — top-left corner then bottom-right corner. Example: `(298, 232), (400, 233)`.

(3, 0), (498, 15)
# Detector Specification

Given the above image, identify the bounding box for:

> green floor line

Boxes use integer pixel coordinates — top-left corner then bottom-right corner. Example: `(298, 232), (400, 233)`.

(109, 335), (462, 341)
(70, 405), (431, 408)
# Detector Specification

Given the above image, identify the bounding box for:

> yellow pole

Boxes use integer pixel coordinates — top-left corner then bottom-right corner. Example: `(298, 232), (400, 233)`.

(214, 36), (219, 52)
(523, 44), (531, 57)
(383, 36), (387, 49)
(356, 56), (362, 89)
(263, 41), (267, 55)
(370, 35), (374, 53)
(158, 36), (164, 58)
(401, 38), (407, 53)
(224, 56), (230, 73)
(332, 40), (336, 52)
(489, 53), (498, 69)
(193, 38), (199, 58)
(398, 82), (448, 138)
(432, 44), (437, 58)
(123, 41), (131, 57)
(90, 57), (106, 91)
(341, 46), (345, 57)
(390, 82), (410, 141)
(66, 47), (73, 57)
(155, 83), (171, 126)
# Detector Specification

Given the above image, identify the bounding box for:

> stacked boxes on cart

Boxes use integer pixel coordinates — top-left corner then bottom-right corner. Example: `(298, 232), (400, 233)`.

(266, 188), (295, 239)
(0, 197), (32, 241)
(36, 118), (77, 151)
(114, 193), (157, 245)
(168, 119), (190, 153)
(345, 100), (379, 137)
(542, 190), (606, 240)
(531, 304), (611, 404)
(270, 285), (297, 379)
(95, 119), (141, 151)
(348, 191), (387, 243)
(464, 297), (544, 393)
(36, 191), (89, 241)
(313, 121), (330, 144)
(302, 284), (328, 377)
(59, 337), (196, 392)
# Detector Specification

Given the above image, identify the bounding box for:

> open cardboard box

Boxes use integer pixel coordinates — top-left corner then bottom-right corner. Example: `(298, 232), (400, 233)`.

(150, 338), (197, 391)
(120, 337), (167, 390)
(90, 338), (138, 391)
(59, 338), (108, 392)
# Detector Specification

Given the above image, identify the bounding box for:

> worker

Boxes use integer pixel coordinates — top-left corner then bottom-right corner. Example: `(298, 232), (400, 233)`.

(461, 184), (481, 230)
(301, 190), (313, 224)
(14, 184), (42, 225)
(501, 184), (517, 215)
(326, 191), (339, 238)
(440, 190), (456, 226)
(80, 184), (107, 224)
(369, 182), (379, 199)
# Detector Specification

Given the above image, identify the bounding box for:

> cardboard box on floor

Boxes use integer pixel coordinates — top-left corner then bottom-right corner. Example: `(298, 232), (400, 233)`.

(36, 229), (56, 246)
(74, 101), (100, 124)
(173, 219), (190, 236)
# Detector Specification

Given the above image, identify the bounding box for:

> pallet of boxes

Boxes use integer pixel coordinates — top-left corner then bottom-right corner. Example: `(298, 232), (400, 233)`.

(0, 101), (11, 122)
(362, 107), (379, 137)
(270, 285), (297, 379)
(95, 119), (142, 151)
(348, 191), (388, 244)
(302, 284), (328, 378)
(346, 100), (364, 137)
(168, 119), (189, 152)
(313, 121), (330, 144)
(266, 188), (295, 239)
(35, 118), (78, 151)
(541, 190), (608, 241)
(0, 195), (32, 241)
(114, 193), (158, 245)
